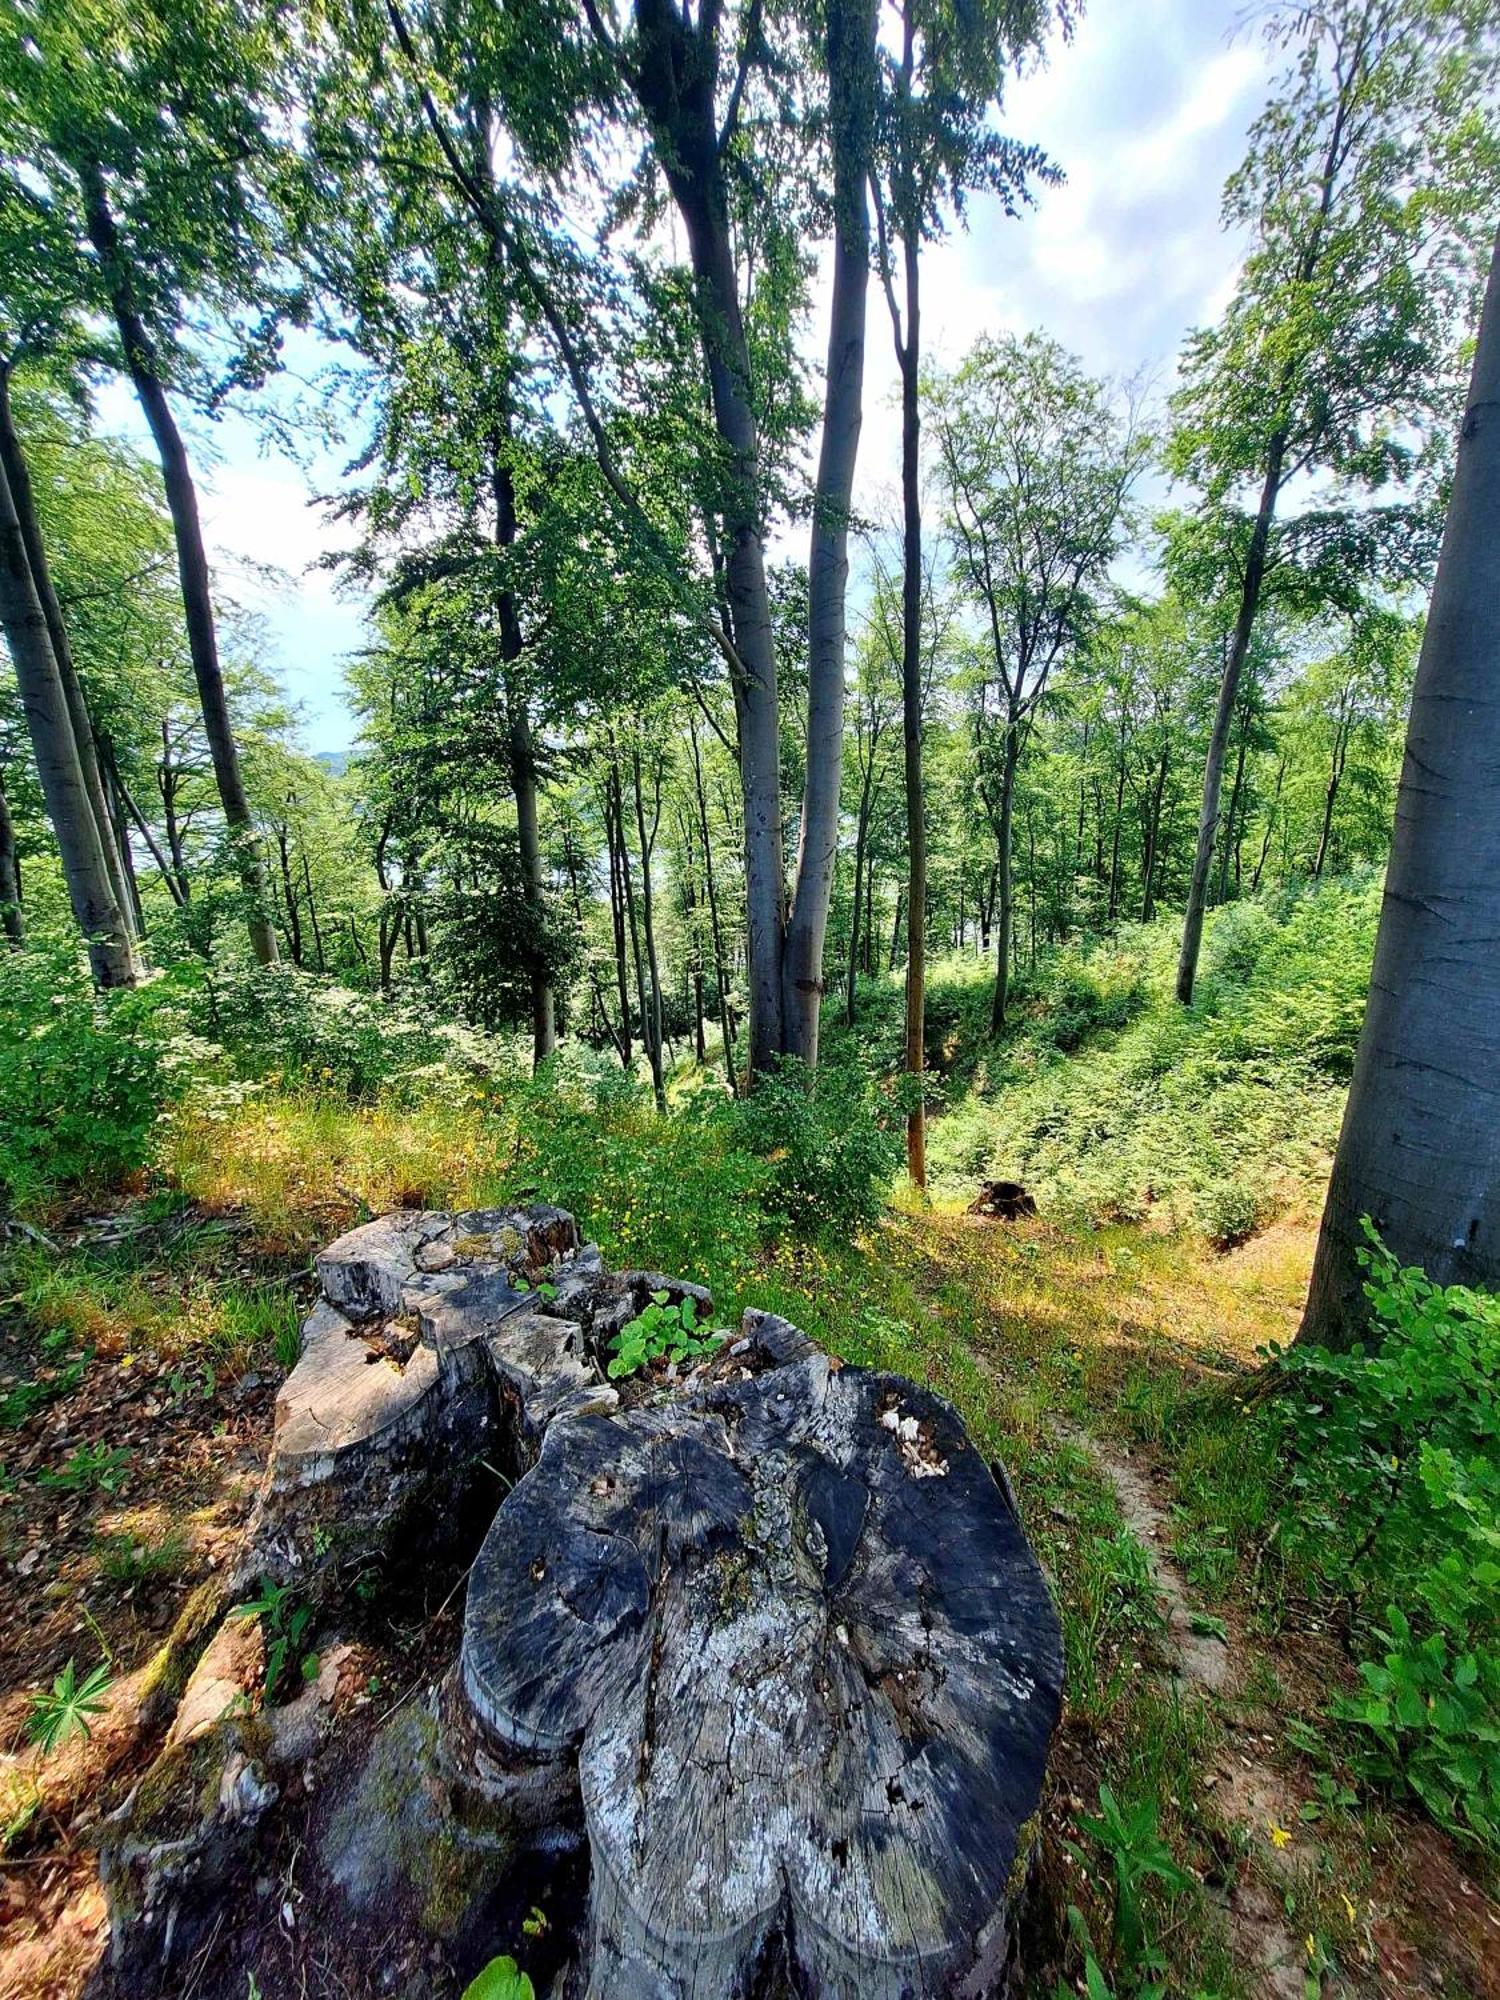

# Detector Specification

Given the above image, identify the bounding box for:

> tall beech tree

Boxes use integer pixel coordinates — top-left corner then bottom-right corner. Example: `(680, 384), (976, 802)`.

(1168, 0), (1497, 1005)
(1299, 231), (1500, 1350)
(870, 0), (1057, 1182)
(0, 436), (136, 985)
(2, 0), (288, 963)
(930, 332), (1147, 1031)
(0, 363), (138, 942)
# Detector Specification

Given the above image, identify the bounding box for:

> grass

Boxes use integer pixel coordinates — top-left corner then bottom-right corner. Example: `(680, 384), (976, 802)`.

(2, 873), (1494, 1997)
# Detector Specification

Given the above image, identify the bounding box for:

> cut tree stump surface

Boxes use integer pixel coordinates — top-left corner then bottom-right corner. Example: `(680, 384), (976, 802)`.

(175, 1210), (1061, 1998)
(463, 1342), (1064, 1997)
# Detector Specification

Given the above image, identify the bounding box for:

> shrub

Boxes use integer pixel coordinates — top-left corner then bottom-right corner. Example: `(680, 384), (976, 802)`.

(1269, 1227), (1500, 1851)
(723, 1056), (900, 1236)
(0, 939), (175, 1212)
(191, 962), (521, 1103)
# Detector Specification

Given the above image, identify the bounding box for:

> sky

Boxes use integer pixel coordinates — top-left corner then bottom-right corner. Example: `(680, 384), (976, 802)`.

(96, 0), (1277, 759)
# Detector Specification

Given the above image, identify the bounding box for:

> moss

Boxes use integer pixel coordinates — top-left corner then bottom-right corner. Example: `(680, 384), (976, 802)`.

(137, 1577), (230, 1728)
(1006, 1808), (1041, 1905)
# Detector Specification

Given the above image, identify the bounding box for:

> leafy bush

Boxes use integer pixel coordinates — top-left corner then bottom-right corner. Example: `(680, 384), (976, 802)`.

(0, 938), (176, 1212)
(1270, 1228), (1500, 1850)
(723, 1055), (900, 1236)
(192, 962), (520, 1103)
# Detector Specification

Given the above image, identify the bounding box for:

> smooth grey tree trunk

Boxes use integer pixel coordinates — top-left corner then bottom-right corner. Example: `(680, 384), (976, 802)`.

(0, 765), (22, 946)
(80, 165), (278, 968)
(781, 0), (876, 1067)
(0, 363), (138, 943)
(0, 447), (137, 986)
(630, 0), (785, 1074)
(1299, 231), (1500, 1350)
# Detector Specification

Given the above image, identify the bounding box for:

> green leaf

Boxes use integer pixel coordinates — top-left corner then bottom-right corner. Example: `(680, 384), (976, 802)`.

(461, 1956), (535, 2000)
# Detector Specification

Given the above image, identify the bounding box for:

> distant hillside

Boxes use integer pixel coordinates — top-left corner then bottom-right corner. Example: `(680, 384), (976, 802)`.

(314, 749), (351, 776)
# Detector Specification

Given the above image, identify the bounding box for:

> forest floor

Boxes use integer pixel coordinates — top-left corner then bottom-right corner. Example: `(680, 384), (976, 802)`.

(0, 1143), (1497, 1998)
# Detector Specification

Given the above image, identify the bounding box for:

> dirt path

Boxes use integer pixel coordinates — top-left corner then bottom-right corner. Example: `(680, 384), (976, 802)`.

(1062, 1424), (1313, 1998)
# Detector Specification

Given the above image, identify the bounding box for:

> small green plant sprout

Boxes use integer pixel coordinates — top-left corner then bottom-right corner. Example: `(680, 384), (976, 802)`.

(38, 1443), (131, 1494)
(230, 1578), (313, 1699)
(25, 1657), (113, 1753)
(607, 1291), (716, 1380)
(168, 1360), (216, 1403)
(461, 1956), (535, 2000)
(1067, 1786), (1193, 1980)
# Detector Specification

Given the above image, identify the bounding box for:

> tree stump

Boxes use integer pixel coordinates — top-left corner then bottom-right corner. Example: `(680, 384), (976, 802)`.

(969, 1181), (1038, 1222)
(117, 1209), (1061, 1998)
(462, 1315), (1063, 1997)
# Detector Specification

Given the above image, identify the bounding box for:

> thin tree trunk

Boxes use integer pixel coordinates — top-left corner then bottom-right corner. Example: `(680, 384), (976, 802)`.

(1176, 448), (1285, 1004)
(101, 748), (146, 937)
(491, 435), (557, 1066)
(1300, 231), (1500, 1350)
(0, 765), (22, 946)
(845, 755), (877, 1027)
(160, 722), (193, 903)
(631, 739), (667, 1113)
(888, 884), (904, 970)
(613, 755), (658, 1109)
(781, 0), (876, 1066)
(301, 850), (327, 971)
(1216, 698), (1251, 906)
(80, 163), (278, 966)
(277, 824), (303, 966)
(1141, 740), (1170, 923)
(990, 728), (1019, 1034)
(604, 776), (634, 1067)
(690, 720), (737, 1093)
(895, 202), (928, 1185)
(112, 755), (189, 909)
(1312, 713), (1351, 879)
(0, 446), (136, 986)
(0, 362), (138, 940)
(565, 821), (620, 1061)
(1107, 726), (1126, 924)
(1252, 755), (1287, 893)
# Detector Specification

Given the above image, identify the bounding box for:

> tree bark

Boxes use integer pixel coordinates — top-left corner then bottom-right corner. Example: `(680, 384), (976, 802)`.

(781, 0), (876, 1067)
(0, 446), (137, 985)
(883, 121), (928, 1187)
(490, 435), (557, 1067)
(630, 0), (784, 1074)
(630, 738), (667, 1113)
(1175, 447), (1284, 1003)
(0, 765), (22, 946)
(990, 728), (1019, 1034)
(1312, 706), (1352, 879)
(603, 774), (634, 1067)
(689, 720), (737, 1093)
(0, 362), (139, 942)
(1299, 231), (1500, 1349)
(1216, 694), (1251, 907)
(79, 163), (278, 966)
(277, 823), (303, 967)
(113, 752), (189, 910)
(844, 747), (878, 1028)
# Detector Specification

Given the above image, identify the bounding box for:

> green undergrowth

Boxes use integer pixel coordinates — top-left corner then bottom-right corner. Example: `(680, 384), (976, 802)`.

(837, 871), (1382, 1243)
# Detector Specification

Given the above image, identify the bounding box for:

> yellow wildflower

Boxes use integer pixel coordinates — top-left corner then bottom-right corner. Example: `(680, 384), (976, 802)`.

(1268, 1823), (1292, 1850)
